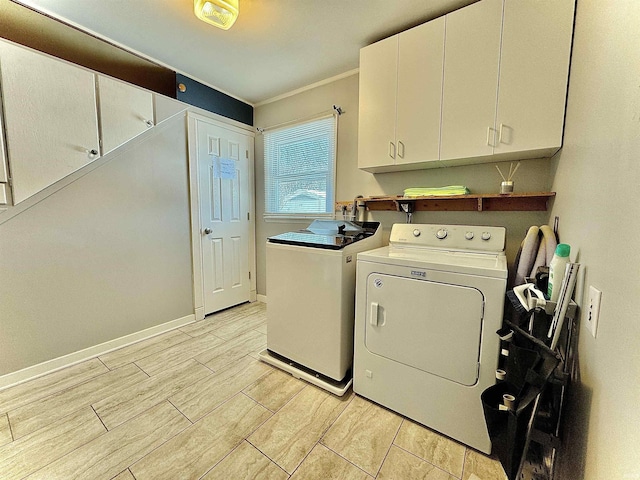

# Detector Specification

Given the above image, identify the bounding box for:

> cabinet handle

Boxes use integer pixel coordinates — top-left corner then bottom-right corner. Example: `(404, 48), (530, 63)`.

(145, 120), (154, 128)
(498, 123), (512, 145)
(389, 142), (396, 159)
(486, 127), (497, 147)
(87, 149), (99, 159)
(398, 141), (405, 158)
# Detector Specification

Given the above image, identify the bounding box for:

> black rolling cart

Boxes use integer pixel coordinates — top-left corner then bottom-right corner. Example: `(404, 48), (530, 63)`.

(482, 288), (578, 480)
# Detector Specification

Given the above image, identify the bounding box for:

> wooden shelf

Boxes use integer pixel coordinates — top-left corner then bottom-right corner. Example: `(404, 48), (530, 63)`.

(336, 192), (555, 213)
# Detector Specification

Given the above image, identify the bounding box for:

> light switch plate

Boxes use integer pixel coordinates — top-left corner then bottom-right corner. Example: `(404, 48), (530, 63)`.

(586, 286), (602, 338)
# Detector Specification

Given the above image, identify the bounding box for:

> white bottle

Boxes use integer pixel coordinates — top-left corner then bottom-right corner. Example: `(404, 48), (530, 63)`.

(547, 244), (571, 303)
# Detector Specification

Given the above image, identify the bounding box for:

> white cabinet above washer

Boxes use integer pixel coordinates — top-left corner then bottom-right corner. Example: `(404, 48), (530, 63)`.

(439, 0), (503, 164)
(358, 17), (444, 171)
(491, 0), (576, 160)
(358, 0), (576, 172)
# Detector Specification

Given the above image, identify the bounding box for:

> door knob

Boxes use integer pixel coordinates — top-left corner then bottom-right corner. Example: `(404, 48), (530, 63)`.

(203, 228), (213, 235)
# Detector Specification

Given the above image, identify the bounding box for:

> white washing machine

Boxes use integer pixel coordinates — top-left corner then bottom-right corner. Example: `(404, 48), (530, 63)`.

(260, 220), (382, 395)
(354, 223), (507, 453)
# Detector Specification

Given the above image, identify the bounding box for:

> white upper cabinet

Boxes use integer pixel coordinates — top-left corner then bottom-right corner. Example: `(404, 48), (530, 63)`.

(493, 0), (575, 158)
(395, 18), (445, 167)
(358, 18), (445, 171)
(0, 39), (160, 207)
(98, 75), (154, 155)
(358, 34), (398, 171)
(0, 40), (100, 204)
(439, 0), (503, 163)
(358, 0), (576, 172)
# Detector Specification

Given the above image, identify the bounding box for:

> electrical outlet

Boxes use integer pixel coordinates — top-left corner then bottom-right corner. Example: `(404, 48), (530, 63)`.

(586, 286), (602, 338)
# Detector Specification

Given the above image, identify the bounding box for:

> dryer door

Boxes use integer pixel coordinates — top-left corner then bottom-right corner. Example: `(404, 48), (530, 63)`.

(365, 272), (484, 386)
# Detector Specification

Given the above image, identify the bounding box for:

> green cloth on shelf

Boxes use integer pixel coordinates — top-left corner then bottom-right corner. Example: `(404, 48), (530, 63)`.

(403, 186), (470, 197)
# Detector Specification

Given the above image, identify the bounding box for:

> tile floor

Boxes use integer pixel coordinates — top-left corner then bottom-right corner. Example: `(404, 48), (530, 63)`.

(0, 301), (508, 480)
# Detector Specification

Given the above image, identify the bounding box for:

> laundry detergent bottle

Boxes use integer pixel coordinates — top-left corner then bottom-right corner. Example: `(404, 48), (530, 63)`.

(547, 243), (571, 303)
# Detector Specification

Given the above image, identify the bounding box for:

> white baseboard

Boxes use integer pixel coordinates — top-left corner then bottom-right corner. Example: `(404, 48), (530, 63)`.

(0, 314), (196, 391)
(256, 294), (267, 303)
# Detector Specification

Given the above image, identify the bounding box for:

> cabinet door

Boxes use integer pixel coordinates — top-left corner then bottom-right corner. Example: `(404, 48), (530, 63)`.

(440, 0), (503, 163)
(395, 17), (444, 166)
(98, 75), (154, 155)
(0, 40), (99, 204)
(358, 35), (398, 170)
(495, 0), (575, 155)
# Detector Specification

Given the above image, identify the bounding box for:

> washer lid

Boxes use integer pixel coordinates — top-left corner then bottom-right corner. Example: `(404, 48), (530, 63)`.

(358, 245), (508, 279)
(268, 221), (381, 250)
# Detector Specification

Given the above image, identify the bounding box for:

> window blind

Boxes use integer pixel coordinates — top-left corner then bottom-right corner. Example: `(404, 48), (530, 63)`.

(264, 114), (337, 218)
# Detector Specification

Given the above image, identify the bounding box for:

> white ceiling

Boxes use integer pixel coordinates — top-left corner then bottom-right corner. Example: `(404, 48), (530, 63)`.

(18, 0), (477, 105)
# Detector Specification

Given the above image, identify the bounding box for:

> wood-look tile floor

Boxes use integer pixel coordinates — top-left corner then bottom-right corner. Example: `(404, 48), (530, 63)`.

(0, 302), (508, 480)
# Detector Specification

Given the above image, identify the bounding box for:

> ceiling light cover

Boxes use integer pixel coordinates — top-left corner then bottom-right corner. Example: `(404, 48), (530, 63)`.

(194, 0), (239, 30)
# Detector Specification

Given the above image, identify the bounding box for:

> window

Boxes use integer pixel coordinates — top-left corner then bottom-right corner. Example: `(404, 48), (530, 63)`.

(264, 115), (337, 219)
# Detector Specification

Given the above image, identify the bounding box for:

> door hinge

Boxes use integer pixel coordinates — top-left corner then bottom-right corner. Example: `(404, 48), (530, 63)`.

(249, 271), (251, 280)
(247, 212), (250, 221)
(245, 150), (249, 159)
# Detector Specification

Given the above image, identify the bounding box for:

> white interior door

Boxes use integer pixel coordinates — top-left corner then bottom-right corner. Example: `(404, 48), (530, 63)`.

(196, 118), (252, 314)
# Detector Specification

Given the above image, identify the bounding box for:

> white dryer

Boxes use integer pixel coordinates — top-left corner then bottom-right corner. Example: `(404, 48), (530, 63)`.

(354, 223), (507, 454)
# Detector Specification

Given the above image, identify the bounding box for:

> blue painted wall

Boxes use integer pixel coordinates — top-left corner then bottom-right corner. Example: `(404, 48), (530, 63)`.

(176, 73), (253, 126)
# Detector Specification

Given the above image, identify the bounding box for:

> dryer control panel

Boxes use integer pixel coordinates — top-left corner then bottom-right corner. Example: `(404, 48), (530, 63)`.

(390, 223), (506, 253)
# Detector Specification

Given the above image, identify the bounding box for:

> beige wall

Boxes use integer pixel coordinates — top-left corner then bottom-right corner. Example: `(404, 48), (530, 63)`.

(550, 2), (640, 479)
(255, 73), (552, 296)
(0, 114), (194, 376)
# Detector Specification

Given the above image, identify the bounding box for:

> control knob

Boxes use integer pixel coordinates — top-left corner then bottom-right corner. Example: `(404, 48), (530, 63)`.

(436, 229), (448, 240)
(481, 232), (492, 241)
(413, 229), (421, 237)
(465, 231), (475, 240)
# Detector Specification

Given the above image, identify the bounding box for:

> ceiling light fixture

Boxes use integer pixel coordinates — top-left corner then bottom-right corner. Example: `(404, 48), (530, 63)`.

(194, 0), (239, 30)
